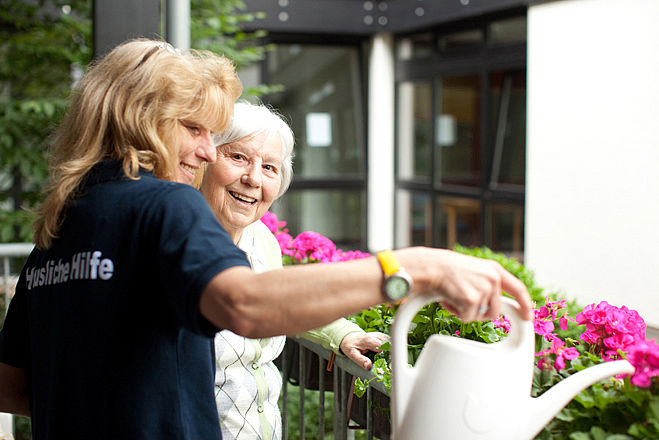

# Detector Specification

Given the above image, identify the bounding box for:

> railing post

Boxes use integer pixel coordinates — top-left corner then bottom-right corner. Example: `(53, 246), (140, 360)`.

(280, 341), (289, 440)
(3, 256), (10, 318)
(366, 386), (373, 440)
(0, 243), (33, 437)
(283, 337), (389, 440)
(318, 356), (325, 440)
(299, 346), (306, 439)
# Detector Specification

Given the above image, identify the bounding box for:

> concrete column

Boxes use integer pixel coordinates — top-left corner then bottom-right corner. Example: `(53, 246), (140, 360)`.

(166, 0), (190, 49)
(367, 33), (395, 252)
(0, 413), (12, 438)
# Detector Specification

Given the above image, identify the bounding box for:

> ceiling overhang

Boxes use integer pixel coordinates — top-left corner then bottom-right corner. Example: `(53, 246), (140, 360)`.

(241, 0), (540, 36)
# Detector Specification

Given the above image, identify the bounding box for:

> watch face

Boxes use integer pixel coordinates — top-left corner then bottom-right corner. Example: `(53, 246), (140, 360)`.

(385, 276), (410, 300)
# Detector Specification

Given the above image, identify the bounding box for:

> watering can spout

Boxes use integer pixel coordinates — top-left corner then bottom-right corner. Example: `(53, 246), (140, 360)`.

(523, 360), (635, 438)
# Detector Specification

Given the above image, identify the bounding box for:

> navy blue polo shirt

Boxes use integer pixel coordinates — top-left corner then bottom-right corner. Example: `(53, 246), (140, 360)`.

(0, 161), (250, 440)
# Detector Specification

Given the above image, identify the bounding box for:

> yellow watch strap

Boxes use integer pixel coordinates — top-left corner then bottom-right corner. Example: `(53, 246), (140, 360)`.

(376, 250), (400, 277)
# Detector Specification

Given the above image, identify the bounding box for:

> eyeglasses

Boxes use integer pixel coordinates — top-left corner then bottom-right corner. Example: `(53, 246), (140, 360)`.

(134, 42), (182, 70)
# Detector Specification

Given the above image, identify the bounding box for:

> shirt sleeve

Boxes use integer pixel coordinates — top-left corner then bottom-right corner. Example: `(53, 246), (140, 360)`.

(0, 269), (30, 368)
(148, 185), (250, 337)
(297, 319), (365, 354)
(243, 220), (366, 354)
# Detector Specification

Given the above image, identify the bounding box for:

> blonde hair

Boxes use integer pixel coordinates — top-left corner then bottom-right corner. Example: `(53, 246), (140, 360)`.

(195, 101), (295, 198)
(33, 39), (242, 249)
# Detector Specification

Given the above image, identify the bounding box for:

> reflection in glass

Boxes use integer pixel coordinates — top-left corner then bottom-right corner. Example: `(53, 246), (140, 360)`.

(436, 196), (482, 249)
(489, 202), (524, 259)
(397, 81), (432, 181)
(489, 70), (526, 187)
(396, 33), (435, 60)
(271, 189), (365, 250)
(435, 75), (481, 187)
(306, 112), (332, 147)
(395, 190), (432, 248)
(266, 45), (364, 178)
(438, 29), (483, 52)
(489, 17), (527, 45)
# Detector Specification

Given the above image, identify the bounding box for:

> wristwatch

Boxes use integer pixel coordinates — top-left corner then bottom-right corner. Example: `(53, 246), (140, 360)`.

(376, 250), (413, 302)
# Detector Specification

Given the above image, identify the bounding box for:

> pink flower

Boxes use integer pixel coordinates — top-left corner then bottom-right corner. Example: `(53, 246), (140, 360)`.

(576, 301), (646, 358)
(264, 213), (371, 266)
(493, 316), (511, 334)
(535, 337), (581, 372)
(534, 319), (554, 337)
(536, 306), (550, 320)
(260, 211), (287, 234)
(625, 339), (659, 387)
(275, 232), (293, 255)
(335, 250), (371, 261)
(533, 297), (574, 340)
(290, 231), (338, 263)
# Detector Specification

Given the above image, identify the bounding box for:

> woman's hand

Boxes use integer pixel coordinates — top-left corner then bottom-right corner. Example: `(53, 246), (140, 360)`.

(398, 247), (533, 323)
(339, 331), (390, 370)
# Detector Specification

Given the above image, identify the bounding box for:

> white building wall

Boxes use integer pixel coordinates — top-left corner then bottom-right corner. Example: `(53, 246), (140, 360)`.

(526, 0), (659, 328)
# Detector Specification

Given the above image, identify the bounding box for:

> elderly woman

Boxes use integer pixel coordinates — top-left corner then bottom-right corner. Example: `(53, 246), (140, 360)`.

(196, 101), (388, 440)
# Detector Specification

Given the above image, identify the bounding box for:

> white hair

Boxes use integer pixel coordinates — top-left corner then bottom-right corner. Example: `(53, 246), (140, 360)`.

(213, 101), (295, 198)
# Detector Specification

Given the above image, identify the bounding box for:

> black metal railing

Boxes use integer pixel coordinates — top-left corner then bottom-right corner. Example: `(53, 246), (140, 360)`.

(278, 337), (391, 440)
(0, 243), (33, 437)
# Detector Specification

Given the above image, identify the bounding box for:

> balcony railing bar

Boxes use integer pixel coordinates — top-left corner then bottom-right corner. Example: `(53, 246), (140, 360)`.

(0, 243), (33, 436)
(0, 243), (33, 319)
(282, 336), (388, 440)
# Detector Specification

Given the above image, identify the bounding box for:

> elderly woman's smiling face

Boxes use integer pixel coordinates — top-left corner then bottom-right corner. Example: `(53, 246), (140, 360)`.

(201, 130), (283, 241)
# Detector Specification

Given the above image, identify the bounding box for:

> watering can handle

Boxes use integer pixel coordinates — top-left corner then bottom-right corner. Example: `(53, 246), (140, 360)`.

(392, 294), (525, 367)
(390, 293), (525, 432)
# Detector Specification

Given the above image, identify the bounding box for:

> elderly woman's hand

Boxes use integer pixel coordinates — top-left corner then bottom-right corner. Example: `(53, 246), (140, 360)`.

(339, 331), (389, 370)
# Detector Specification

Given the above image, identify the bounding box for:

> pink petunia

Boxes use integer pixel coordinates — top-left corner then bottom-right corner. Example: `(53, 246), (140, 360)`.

(535, 338), (581, 372)
(534, 319), (555, 336)
(260, 211), (287, 234)
(275, 232), (293, 255)
(625, 339), (659, 387)
(493, 316), (511, 334)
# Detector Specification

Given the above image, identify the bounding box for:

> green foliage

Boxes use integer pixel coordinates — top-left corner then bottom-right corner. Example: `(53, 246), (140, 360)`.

(454, 244), (550, 305)
(350, 284), (510, 397)
(191, 0), (283, 97)
(350, 246), (658, 439)
(0, 0), (92, 242)
(283, 382), (336, 439)
(1, 0), (277, 244)
(192, 0), (267, 67)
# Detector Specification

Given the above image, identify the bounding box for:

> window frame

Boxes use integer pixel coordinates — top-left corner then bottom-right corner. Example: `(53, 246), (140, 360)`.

(394, 14), (527, 256)
(259, 34), (371, 250)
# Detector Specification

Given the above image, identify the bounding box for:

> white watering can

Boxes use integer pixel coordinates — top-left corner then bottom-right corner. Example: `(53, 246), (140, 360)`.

(390, 294), (635, 440)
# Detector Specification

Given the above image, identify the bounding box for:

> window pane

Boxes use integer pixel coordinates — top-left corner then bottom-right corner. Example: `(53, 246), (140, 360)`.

(436, 196), (482, 249)
(435, 75), (481, 187)
(438, 29), (483, 52)
(395, 190), (432, 248)
(396, 33), (435, 60)
(271, 189), (365, 250)
(489, 70), (526, 187)
(489, 202), (524, 259)
(397, 81), (432, 181)
(488, 16), (527, 45)
(267, 45), (364, 178)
